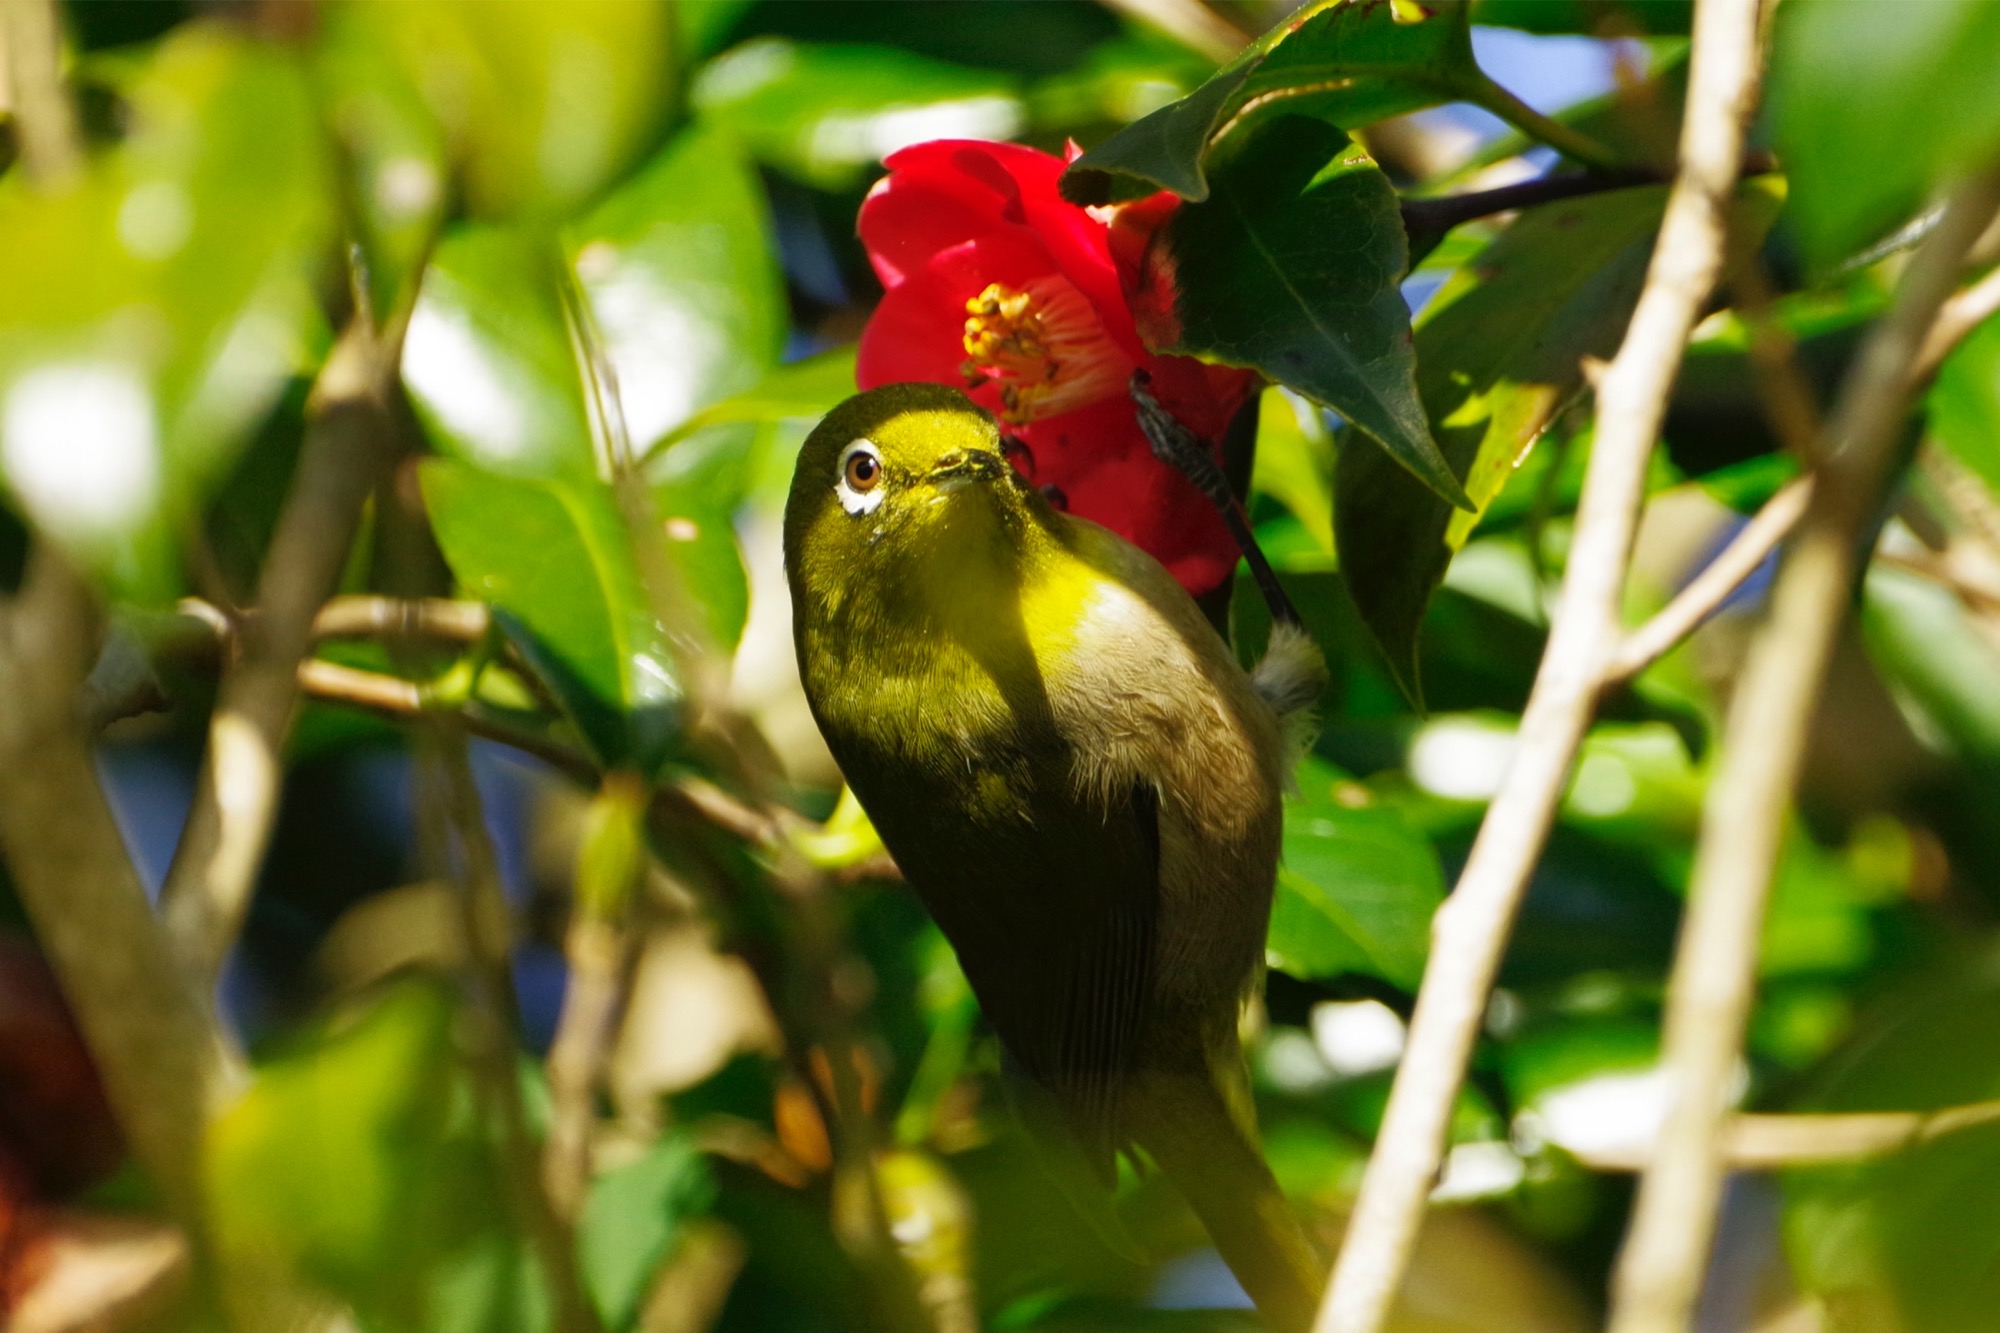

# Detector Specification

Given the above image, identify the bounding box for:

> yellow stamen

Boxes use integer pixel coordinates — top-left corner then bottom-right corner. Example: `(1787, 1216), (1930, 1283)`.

(960, 278), (1130, 424)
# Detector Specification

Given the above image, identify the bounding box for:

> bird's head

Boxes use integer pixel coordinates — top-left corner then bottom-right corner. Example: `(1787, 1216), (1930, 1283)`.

(784, 383), (1047, 617)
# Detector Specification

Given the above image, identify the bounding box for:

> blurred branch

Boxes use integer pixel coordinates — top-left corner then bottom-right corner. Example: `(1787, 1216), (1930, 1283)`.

(1096, 0), (1249, 63)
(1315, 1), (1766, 1328)
(312, 594), (491, 643)
(1606, 169), (2000, 1333)
(1603, 477), (1811, 688)
(1571, 1098), (2000, 1172)
(417, 728), (603, 1333)
(0, 0), (81, 185)
(161, 317), (409, 985)
(0, 549), (242, 1233)
(1918, 260), (2000, 382)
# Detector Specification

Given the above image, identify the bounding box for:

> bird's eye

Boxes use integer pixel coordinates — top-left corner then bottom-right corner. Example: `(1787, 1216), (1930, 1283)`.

(845, 450), (880, 492)
(835, 439), (886, 515)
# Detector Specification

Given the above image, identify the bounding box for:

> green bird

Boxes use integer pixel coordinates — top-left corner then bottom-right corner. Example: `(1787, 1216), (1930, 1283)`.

(785, 382), (1327, 1330)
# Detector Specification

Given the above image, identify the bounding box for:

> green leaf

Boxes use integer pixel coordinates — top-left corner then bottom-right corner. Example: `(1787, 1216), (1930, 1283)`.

(0, 23), (329, 600)
(1335, 182), (1682, 700)
(1783, 950), (2000, 1332)
(579, 1135), (713, 1329)
(691, 38), (1024, 190)
(1268, 758), (1446, 990)
(324, 0), (676, 219)
(1062, 0), (1479, 205)
(421, 461), (681, 776)
(1771, 0), (2000, 272)
(1133, 117), (1464, 508)
(402, 226), (595, 480)
(1928, 313), (2000, 497)
(206, 979), (468, 1308)
(1860, 564), (2000, 766)
(566, 125), (787, 457)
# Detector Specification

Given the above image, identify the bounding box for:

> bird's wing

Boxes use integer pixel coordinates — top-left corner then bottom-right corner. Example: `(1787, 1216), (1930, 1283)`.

(856, 753), (1160, 1182)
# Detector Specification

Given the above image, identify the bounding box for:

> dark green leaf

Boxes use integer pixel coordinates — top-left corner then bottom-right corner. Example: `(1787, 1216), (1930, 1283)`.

(1061, 0), (1479, 205)
(1928, 313), (2000, 497)
(421, 461), (681, 775)
(1771, 0), (2000, 272)
(324, 0), (676, 219)
(1134, 117), (1463, 508)
(1268, 758), (1446, 990)
(1335, 182), (1686, 700)
(0, 23), (329, 600)
(691, 38), (1023, 189)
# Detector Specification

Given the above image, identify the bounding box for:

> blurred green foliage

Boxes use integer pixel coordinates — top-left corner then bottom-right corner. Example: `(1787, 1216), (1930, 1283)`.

(0, 1), (1998, 1332)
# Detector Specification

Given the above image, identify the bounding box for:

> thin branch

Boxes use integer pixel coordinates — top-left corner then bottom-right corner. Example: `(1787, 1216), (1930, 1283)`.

(1603, 477), (1812, 688)
(0, 549), (242, 1233)
(311, 594), (491, 643)
(1605, 171), (2000, 1333)
(1314, 1), (1765, 1328)
(419, 728), (603, 1333)
(1570, 1098), (2000, 1172)
(1461, 71), (1626, 173)
(1917, 261), (2000, 383)
(160, 319), (406, 984)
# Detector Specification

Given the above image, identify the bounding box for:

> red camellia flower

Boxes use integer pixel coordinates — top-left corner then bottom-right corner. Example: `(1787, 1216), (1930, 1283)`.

(856, 140), (1259, 596)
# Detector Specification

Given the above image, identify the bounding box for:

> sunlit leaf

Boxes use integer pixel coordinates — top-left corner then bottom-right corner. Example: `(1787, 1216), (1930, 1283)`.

(0, 23), (329, 599)
(566, 126), (786, 457)
(692, 38), (1024, 190)
(1062, 0), (1481, 205)
(421, 461), (682, 776)
(325, 0), (676, 219)
(1133, 118), (1463, 510)
(402, 225), (595, 480)
(1861, 564), (2000, 765)
(1771, 0), (2000, 272)
(1267, 759), (1446, 990)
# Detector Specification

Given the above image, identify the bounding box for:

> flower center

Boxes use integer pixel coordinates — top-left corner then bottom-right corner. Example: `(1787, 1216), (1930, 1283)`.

(960, 279), (1131, 424)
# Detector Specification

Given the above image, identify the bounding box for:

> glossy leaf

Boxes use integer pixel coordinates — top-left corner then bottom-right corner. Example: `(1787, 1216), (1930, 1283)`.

(324, 0), (675, 219)
(1928, 313), (2000, 498)
(402, 226), (594, 479)
(652, 345), (860, 451)
(566, 126), (787, 457)
(1062, 0), (1479, 205)
(0, 23), (329, 599)
(1771, 0), (2000, 271)
(1133, 117), (1463, 510)
(421, 461), (682, 776)
(1268, 759), (1446, 990)
(691, 38), (1024, 189)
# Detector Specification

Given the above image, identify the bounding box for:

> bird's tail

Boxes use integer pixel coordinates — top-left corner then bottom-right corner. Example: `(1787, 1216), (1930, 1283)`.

(1130, 1062), (1326, 1333)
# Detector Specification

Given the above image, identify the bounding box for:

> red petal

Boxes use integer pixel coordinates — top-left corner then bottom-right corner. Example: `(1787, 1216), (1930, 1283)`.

(856, 233), (1056, 391)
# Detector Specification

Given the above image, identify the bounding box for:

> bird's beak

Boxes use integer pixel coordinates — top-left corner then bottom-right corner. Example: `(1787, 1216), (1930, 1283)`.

(927, 448), (1007, 491)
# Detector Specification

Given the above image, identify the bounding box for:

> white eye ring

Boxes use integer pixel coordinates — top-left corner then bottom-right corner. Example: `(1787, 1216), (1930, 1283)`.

(836, 439), (885, 515)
